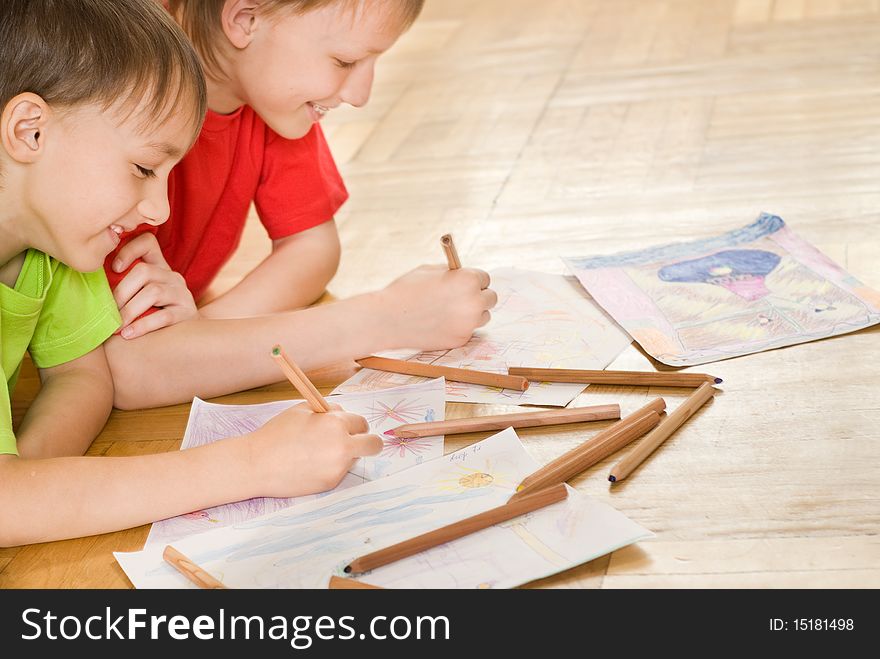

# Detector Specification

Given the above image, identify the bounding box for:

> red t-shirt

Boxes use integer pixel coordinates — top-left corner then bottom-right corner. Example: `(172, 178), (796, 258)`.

(104, 106), (348, 301)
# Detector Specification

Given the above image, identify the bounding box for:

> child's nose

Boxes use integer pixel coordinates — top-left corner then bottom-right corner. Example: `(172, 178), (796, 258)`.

(137, 183), (171, 226)
(341, 62), (375, 108)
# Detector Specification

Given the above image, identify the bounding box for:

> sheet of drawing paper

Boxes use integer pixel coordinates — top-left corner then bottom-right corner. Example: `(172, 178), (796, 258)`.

(117, 428), (652, 589)
(144, 378), (446, 546)
(331, 268), (632, 406)
(564, 213), (880, 367)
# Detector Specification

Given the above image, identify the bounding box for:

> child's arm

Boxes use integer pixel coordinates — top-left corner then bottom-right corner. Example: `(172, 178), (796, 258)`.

(199, 220), (342, 318)
(0, 403), (381, 547)
(106, 265), (497, 410)
(15, 347), (114, 459)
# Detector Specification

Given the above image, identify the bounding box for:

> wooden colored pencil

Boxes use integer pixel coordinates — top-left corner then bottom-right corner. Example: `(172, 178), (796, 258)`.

(509, 411), (659, 501)
(271, 344), (331, 413)
(328, 576), (385, 589)
(509, 367), (722, 387)
(356, 355), (529, 391)
(609, 382), (717, 483)
(386, 404), (621, 438)
(440, 233), (461, 269)
(163, 545), (227, 589)
(344, 483), (567, 575)
(508, 398), (666, 502)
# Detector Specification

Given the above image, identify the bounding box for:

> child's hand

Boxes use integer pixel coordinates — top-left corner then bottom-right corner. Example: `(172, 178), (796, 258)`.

(248, 402), (382, 497)
(111, 233), (199, 339)
(377, 264), (498, 351)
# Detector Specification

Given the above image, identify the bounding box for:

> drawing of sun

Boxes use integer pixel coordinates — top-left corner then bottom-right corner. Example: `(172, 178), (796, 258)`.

(365, 397), (431, 426)
(459, 472), (494, 488)
(381, 435), (435, 458)
(434, 462), (516, 492)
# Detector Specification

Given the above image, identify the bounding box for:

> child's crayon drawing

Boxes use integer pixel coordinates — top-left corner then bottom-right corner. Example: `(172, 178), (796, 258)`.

(332, 268), (632, 407)
(144, 379), (446, 547)
(118, 428), (652, 589)
(563, 214), (880, 367)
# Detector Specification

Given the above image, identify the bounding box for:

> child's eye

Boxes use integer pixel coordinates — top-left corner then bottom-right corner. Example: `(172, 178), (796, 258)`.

(135, 164), (156, 179)
(334, 58), (356, 69)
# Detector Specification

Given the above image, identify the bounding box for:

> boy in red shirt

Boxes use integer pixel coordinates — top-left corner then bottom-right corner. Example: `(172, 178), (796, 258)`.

(105, 100), (348, 328)
(103, 0), (497, 409)
(107, 114), (346, 322)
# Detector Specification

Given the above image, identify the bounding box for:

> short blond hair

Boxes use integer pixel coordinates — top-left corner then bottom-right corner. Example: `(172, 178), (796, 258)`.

(168, 0), (425, 77)
(1, 0), (207, 134)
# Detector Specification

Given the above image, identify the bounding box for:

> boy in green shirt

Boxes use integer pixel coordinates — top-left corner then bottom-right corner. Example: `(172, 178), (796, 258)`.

(0, 0), (380, 547)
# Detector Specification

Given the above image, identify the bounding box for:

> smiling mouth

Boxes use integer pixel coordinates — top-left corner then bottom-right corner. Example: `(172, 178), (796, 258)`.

(309, 102), (330, 117)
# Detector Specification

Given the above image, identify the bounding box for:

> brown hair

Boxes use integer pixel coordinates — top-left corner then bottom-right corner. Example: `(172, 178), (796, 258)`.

(0, 0), (207, 133)
(168, 0), (425, 78)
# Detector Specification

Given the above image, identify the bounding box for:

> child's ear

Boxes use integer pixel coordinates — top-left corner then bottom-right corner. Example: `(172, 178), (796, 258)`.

(1, 93), (50, 163)
(222, 0), (261, 49)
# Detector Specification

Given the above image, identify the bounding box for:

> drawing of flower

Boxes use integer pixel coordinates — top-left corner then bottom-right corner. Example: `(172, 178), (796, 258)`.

(364, 398), (431, 426)
(381, 435), (435, 459)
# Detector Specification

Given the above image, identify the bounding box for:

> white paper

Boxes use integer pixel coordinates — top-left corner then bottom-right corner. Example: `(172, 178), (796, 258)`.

(332, 268), (632, 406)
(119, 428), (652, 589)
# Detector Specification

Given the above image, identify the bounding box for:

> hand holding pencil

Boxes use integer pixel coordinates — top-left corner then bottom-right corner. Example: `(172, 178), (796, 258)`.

(242, 345), (383, 498)
(378, 263), (498, 352)
(246, 401), (382, 497)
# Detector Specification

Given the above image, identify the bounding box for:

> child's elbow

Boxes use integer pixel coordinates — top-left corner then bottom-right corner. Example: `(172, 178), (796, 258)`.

(112, 377), (173, 410)
(317, 225), (341, 280)
(105, 338), (157, 410)
(112, 383), (153, 411)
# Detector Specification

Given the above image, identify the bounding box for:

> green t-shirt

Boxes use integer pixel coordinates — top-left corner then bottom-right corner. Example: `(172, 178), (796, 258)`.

(1, 249), (121, 455)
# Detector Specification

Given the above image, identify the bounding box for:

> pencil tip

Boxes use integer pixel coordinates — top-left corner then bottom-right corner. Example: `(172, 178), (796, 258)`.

(384, 429), (396, 437)
(515, 485), (524, 492)
(714, 377), (723, 384)
(608, 475), (616, 483)
(271, 345), (281, 356)
(343, 565), (352, 574)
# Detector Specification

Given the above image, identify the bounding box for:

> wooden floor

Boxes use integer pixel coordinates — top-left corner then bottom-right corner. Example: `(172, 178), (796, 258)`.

(3, 0), (879, 588)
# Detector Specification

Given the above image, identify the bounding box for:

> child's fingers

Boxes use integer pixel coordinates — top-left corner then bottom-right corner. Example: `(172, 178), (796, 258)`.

(118, 271), (195, 321)
(476, 310), (492, 328)
(119, 308), (176, 340)
(333, 411), (370, 435)
(136, 240), (174, 268)
(113, 262), (173, 310)
(348, 433), (384, 457)
(117, 282), (163, 327)
(112, 263), (150, 309)
(111, 232), (164, 273)
(462, 267), (491, 291)
(481, 288), (498, 310)
(118, 281), (197, 334)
